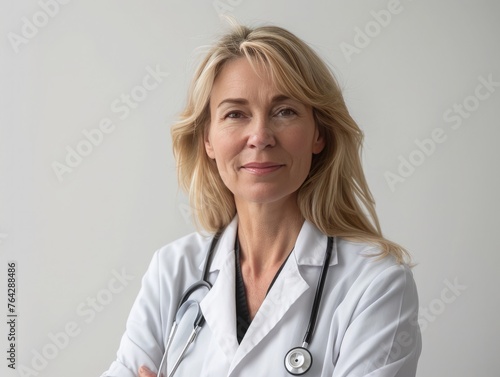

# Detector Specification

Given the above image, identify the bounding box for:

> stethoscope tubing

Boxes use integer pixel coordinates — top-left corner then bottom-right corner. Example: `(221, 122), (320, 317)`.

(157, 235), (220, 377)
(302, 236), (333, 346)
(167, 327), (200, 377)
(157, 233), (334, 376)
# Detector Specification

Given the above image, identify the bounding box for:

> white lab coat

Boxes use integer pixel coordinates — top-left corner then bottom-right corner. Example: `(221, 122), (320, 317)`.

(102, 217), (421, 377)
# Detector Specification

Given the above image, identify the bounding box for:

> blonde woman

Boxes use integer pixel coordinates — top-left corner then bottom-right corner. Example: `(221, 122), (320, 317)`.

(102, 23), (421, 377)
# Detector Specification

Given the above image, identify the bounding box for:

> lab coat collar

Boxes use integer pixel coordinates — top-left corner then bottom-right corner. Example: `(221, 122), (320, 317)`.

(293, 220), (338, 267)
(198, 216), (239, 273)
(198, 216), (338, 272)
(199, 243), (239, 365)
(197, 217), (240, 365)
(198, 216), (338, 374)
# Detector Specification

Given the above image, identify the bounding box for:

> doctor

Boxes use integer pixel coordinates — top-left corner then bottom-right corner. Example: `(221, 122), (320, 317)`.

(102, 23), (421, 377)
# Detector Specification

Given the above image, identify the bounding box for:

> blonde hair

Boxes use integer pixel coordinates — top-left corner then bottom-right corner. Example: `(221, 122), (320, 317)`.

(171, 23), (410, 264)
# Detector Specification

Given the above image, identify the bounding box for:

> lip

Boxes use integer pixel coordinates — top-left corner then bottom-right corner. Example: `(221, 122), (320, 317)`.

(240, 162), (284, 175)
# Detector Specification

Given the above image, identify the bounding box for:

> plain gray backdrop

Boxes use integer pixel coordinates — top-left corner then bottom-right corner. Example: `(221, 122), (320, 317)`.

(1, 0), (499, 376)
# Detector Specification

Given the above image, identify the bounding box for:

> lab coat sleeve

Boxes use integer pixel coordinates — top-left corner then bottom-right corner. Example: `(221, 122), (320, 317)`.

(332, 264), (421, 377)
(101, 250), (165, 377)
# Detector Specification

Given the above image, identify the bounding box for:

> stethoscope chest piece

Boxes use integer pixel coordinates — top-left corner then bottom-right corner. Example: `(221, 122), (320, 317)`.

(284, 346), (312, 375)
(158, 234), (332, 376)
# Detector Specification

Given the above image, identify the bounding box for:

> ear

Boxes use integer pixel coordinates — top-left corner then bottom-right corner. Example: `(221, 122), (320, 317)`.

(204, 124), (216, 159)
(312, 127), (325, 155)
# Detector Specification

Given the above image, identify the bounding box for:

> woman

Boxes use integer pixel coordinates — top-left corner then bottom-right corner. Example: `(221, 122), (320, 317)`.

(102, 23), (421, 377)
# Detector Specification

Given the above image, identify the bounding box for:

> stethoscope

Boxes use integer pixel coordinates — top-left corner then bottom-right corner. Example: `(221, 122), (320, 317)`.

(157, 234), (334, 377)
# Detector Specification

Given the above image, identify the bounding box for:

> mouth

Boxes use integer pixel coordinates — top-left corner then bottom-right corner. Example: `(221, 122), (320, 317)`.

(240, 162), (285, 175)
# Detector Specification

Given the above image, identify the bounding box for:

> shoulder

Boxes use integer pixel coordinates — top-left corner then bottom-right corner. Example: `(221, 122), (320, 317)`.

(333, 237), (416, 300)
(153, 230), (214, 272)
(336, 237), (411, 272)
(137, 230), (217, 304)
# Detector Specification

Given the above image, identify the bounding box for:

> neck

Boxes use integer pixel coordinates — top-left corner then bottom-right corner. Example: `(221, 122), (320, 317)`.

(235, 197), (304, 276)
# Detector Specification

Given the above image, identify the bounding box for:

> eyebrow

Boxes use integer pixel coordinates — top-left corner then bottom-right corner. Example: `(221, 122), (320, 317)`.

(216, 98), (248, 108)
(216, 95), (294, 109)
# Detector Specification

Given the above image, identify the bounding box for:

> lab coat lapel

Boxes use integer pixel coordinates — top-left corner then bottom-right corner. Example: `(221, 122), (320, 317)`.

(227, 221), (333, 374)
(228, 257), (310, 374)
(199, 219), (239, 364)
(199, 218), (337, 375)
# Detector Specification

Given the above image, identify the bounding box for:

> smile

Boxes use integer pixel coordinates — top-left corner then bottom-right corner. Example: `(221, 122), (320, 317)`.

(240, 162), (285, 175)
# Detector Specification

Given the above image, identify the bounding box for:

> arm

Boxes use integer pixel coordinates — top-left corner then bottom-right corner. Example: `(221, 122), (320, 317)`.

(138, 366), (157, 377)
(101, 251), (166, 377)
(333, 265), (421, 377)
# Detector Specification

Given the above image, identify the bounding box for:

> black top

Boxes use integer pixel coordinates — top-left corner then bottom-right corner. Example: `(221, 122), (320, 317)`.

(234, 239), (292, 344)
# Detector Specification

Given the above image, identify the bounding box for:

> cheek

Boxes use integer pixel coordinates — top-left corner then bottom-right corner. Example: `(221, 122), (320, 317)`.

(284, 130), (317, 173)
(211, 139), (230, 160)
(210, 136), (240, 171)
(286, 128), (316, 154)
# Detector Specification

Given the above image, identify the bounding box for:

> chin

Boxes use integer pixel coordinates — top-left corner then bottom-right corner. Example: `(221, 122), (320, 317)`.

(235, 188), (299, 206)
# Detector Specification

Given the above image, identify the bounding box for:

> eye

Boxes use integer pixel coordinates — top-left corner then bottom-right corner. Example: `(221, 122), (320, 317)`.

(224, 111), (245, 119)
(276, 108), (297, 117)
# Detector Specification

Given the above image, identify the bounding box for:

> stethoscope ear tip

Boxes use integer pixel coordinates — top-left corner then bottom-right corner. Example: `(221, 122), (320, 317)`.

(284, 346), (313, 375)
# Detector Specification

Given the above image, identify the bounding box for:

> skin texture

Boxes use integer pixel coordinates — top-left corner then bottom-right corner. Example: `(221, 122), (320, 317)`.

(205, 58), (325, 319)
(205, 58), (324, 211)
(138, 366), (156, 377)
(139, 57), (324, 375)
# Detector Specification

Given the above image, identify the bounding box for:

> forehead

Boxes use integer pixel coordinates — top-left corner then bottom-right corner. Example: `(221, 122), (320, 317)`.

(210, 58), (280, 103)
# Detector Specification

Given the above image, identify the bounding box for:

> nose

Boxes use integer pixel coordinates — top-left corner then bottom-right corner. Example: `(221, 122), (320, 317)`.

(246, 116), (275, 150)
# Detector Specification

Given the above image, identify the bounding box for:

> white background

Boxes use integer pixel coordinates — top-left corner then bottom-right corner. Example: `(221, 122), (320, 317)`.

(1, 0), (499, 376)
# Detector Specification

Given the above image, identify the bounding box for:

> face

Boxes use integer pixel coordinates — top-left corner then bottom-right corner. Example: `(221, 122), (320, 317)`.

(205, 58), (325, 208)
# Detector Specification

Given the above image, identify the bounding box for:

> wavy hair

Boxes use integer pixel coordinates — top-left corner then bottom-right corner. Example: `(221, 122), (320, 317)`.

(171, 23), (410, 263)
